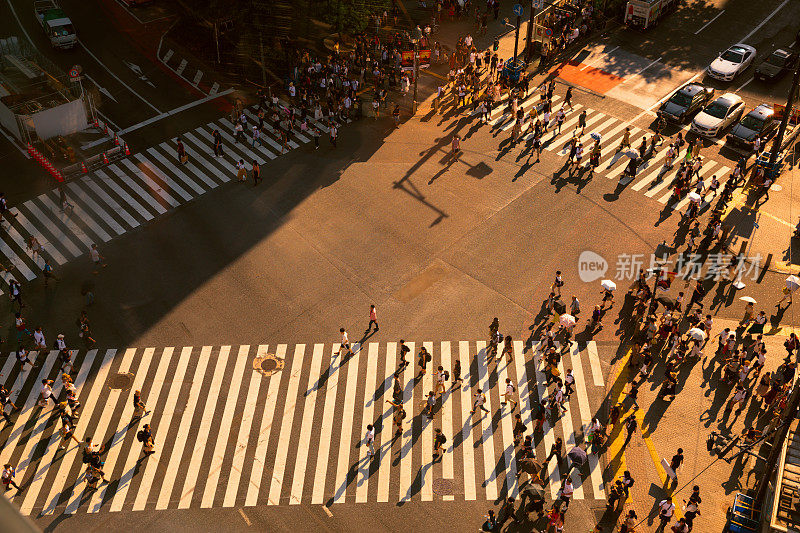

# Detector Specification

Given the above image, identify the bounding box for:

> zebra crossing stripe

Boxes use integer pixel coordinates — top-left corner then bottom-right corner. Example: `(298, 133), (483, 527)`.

(80, 175), (140, 229)
(107, 164), (168, 215)
(531, 345), (559, 499)
(155, 346), (211, 510)
(356, 342), (380, 503)
(132, 346), (194, 511)
(376, 342), (396, 503)
(201, 345), (249, 508)
(267, 344), (306, 506)
(512, 340), (532, 497)
(555, 353), (584, 499)
(90, 170), (154, 222)
(476, 340), (498, 501)
(0, 227), (36, 281)
(398, 341), (414, 503)
(570, 345), (605, 500)
(289, 342), (325, 505)
(121, 158), (182, 207)
(332, 343), (361, 504)
(14, 210), (68, 264)
(245, 344), (280, 507)
(309, 343), (340, 505)
(152, 144), (218, 190)
(66, 181), (127, 236)
(134, 153), (194, 202)
(145, 148), (206, 196)
(440, 341), (455, 501)
(421, 341), (434, 502)
(496, 349), (518, 498)
(88, 347), (153, 514)
(458, 340), (477, 501)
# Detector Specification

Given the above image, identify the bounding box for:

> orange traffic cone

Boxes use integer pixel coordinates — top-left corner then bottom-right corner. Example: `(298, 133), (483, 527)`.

(124, 143), (130, 156)
(81, 162), (88, 173)
(103, 122), (108, 134)
(114, 133), (119, 146)
(102, 152), (109, 164)
(93, 118), (99, 129)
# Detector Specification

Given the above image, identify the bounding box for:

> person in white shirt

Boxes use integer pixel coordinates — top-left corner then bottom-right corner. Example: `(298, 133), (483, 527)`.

(501, 378), (517, 410)
(559, 478), (574, 510)
(658, 497), (675, 529)
(39, 379), (54, 407)
(33, 327), (46, 350)
(365, 424), (375, 456)
(339, 327), (353, 357)
(435, 366), (446, 395)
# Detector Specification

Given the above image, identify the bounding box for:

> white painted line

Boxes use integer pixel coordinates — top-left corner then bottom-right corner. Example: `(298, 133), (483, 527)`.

(355, 343), (380, 503)
(162, 49), (174, 63)
(109, 347), (176, 512)
(238, 508), (252, 526)
(201, 345), (249, 508)
(476, 341), (498, 501)
(223, 346), (259, 508)
(638, 147), (689, 197)
(571, 345), (604, 499)
(579, 45), (619, 70)
(179, 346), (231, 509)
(175, 59), (188, 76)
(629, 56), (662, 78)
(46, 189), (112, 243)
(322, 505), (333, 517)
(734, 77), (753, 94)
(66, 181), (126, 235)
(458, 341), (477, 501)
(556, 353), (584, 499)
(133, 154), (193, 202)
(193, 70), (204, 86)
(398, 342), (415, 502)
(21, 348), (107, 515)
(177, 136), (232, 183)
(2, 222), (44, 273)
(156, 346), (211, 509)
(440, 341), (454, 501)
(496, 346), (518, 498)
(219, 118), (281, 159)
(43, 349), (114, 515)
(146, 147), (206, 195)
(587, 341), (604, 386)
(120, 158), (180, 208)
(267, 344), (307, 506)
(155, 142), (218, 189)
(332, 343), (362, 504)
(106, 163), (168, 215)
(78, 41), (161, 113)
(210, 82), (220, 95)
(376, 342), (396, 503)
(512, 340), (531, 499)
(13, 210), (67, 264)
(548, 110), (607, 152)
(421, 341), (434, 502)
(88, 348), (151, 513)
(132, 346), (194, 511)
(655, 160), (716, 201)
(290, 343), (326, 505)
(310, 344), (342, 505)
(695, 10), (725, 35)
(93, 168), (156, 220)
(741, 0), (790, 43)
(81, 175), (140, 229)
(245, 345), (282, 507)
(37, 195), (94, 251)
(532, 345), (559, 499)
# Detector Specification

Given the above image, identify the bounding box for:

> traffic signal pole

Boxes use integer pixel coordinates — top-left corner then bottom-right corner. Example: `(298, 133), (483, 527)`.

(767, 60), (800, 174)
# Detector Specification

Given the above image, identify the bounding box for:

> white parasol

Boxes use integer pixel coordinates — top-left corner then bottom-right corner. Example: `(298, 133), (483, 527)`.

(688, 191), (702, 203)
(688, 327), (707, 341)
(559, 314), (576, 328)
(786, 275), (800, 291)
(738, 296), (757, 304)
(601, 279), (617, 291)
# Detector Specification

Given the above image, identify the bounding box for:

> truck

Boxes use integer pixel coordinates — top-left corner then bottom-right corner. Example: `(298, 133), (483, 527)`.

(624, 0), (680, 30)
(34, 0), (76, 49)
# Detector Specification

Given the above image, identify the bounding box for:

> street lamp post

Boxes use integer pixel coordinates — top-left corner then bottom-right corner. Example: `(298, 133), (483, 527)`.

(412, 26), (423, 114)
(766, 61), (800, 176)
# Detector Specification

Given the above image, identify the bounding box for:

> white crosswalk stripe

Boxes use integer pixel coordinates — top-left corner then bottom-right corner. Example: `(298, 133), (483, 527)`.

(1, 340), (609, 515)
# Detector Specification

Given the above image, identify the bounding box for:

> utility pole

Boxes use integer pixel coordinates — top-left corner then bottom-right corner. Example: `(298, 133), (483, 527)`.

(413, 40), (419, 114)
(767, 61), (800, 176)
(525, 0), (543, 61)
(755, 377), (800, 506)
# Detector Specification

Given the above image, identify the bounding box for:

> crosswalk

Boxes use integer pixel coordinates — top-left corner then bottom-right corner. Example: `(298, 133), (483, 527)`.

(476, 89), (732, 212)
(0, 339), (607, 516)
(0, 100), (345, 294)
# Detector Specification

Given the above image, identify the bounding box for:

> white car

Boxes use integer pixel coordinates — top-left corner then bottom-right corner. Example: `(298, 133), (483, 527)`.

(691, 93), (746, 137)
(707, 44), (756, 81)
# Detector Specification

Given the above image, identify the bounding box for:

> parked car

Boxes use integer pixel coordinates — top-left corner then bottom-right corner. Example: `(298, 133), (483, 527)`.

(727, 104), (780, 150)
(754, 49), (797, 82)
(691, 93), (746, 137)
(707, 44), (756, 81)
(657, 83), (715, 123)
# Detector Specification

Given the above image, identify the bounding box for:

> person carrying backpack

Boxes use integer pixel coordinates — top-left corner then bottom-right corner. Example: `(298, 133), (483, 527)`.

(433, 428), (447, 458)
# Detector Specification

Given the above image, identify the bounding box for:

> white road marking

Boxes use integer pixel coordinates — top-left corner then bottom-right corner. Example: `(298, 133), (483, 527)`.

(570, 345), (604, 499)
(421, 341), (434, 502)
(331, 343), (362, 504)
(376, 342), (396, 503)
(440, 341), (454, 500)
(162, 49), (174, 63)
(310, 344), (343, 505)
(695, 10), (725, 35)
(290, 343), (325, 504)
(398, 342), (414, 502)
(740, 0), (790, 43)
(193, 70), (203, 85)
(458, 341), (477, 501)
(175, 59), (188, 76)
(355, 343), (380, 503)
(476, 341), (498, 501)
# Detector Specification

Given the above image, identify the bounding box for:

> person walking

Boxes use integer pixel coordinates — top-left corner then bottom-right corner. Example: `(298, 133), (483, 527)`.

(9, 279), (22, 310)
(418, 346), (431, 376)
(212, 129), (223, 157)
(132, 389), (147, 420)
(176, 138), (187, 164)
(558, 478), (574, 511)
(251, 125), (262, 148)
(367, 304), (379, 332)
(385, 399), (406, 436)
(577, 109), (586, 135)
(656, 497), (676, 532)
(0, 387), (16, 426)
(338, 327), (354, 357)
(90, 244), (106, 274)
(58, 418), (80, 450)
(452, 359), (462, 387)
(365, 424), (375, 456)
(512, 413), (527, 445)
(421, 391), (436, 418)
(617, 127), (631, 153)
(38, 378), (54, 407)
(16, 347), (36, 372)
(236, 159), (247, 182)
(546, 436), (563, 465)
(2, 464), (19, 491)
(398, 340), (410, 368)
(138, 424), (155, 456)
(436, 366), (447, 395)
(502, 378), (517, 410)
(433, 428), (447, 458)
(623, 413), (637, 446)
(470, 388), (489, 416)
(564, 86), (574, 110)
(555, 108), (566, 134)
(669, 448), (684, 485)
(251, 160), (261, 186)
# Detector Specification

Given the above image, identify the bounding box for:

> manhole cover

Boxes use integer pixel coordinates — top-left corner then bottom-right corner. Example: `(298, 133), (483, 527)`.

(432, 478), (454, 495)
(253, 352), (285, 377)
(108, 372), (134, 390)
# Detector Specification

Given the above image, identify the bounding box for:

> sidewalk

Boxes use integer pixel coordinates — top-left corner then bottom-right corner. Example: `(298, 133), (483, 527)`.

(601, 317), (795, 532)
(722, 144), (800, 275)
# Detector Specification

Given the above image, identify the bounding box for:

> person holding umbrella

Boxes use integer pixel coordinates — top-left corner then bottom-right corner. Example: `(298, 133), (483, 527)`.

(778, 275), (800, 307)
(599, 280), (616, 309)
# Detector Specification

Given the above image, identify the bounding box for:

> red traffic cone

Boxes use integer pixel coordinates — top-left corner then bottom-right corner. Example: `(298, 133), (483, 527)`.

(81, 162), (88, 173)
(124, 143), (130, 156)
(93, 118), (99, 129)
(102, 152), (109, 164)
(26, 143), (33, 155)
(114, 133), (119, 146)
